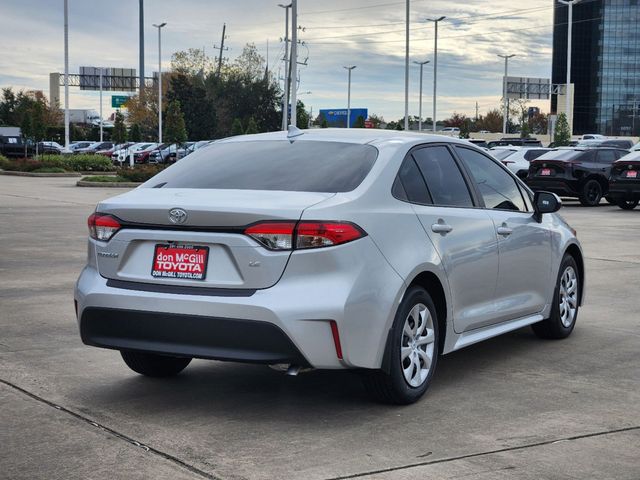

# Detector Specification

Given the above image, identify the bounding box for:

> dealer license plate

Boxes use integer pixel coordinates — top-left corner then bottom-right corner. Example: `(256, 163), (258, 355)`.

(152, 244), (209, 280)
(540, 168), (552, 176)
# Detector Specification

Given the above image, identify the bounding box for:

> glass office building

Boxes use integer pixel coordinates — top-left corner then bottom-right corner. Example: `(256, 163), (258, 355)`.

(552, 0), (640, 135)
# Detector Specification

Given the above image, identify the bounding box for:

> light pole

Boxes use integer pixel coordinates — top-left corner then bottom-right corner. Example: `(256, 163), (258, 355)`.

(558, 0), (581, 134)
(153, 22), (166, 144)
(498, 54), (515, 135)
(344, 66), (356, 128)
(99, 67), (103, 141)
(414, 60), (430, 131)
(404, 0), (410, 131)
(278, 3), (292, 131)
(427, 16), (445, 133)
(290, 0), (298, 127)
(63, 0), (69, 148)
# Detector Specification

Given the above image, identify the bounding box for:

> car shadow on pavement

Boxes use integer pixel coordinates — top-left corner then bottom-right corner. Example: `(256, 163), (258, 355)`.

(73, 327), (548, 420)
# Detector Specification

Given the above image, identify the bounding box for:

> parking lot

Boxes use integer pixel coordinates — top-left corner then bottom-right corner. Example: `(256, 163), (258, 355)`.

(1, 175), (639, 480)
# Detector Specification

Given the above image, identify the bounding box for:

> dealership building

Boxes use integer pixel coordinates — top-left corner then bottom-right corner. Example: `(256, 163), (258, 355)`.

(552, 0), (640, 135)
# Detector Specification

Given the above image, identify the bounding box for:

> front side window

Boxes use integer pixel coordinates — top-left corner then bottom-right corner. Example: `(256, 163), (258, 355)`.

(412, 146), (474, 207)
(455, 146), (526, 212)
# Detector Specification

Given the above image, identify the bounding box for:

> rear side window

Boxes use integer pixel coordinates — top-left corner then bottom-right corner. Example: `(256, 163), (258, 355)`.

(393, 157), (431, 204)
(596, 150), (618, 164)
(412, 146), (474, 207)
(144, 140), (377, 192)
(455, 146), (526, 212)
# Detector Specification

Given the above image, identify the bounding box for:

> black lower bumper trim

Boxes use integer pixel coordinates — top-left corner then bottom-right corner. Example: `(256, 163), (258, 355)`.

(80, 307), (310, 366)
(106, 279), (256, 297)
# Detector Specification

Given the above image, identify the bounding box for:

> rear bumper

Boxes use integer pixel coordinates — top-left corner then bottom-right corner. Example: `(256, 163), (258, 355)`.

(608, 181), (640, 200)
(75, 236), (404, 370)
(80, 307), (310, 366)
(526, 178), (578, 196)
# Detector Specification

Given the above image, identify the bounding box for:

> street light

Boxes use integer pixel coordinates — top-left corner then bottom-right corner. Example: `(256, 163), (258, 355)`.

(404, 0), (410, 131)
(413, 60), (430, 131)
(558, 0), (581, 134)
(153, 22), (167, 144)
(344, 66), (356, 128)
(427, 16), (445, 133)
(278, 3), (292, 131)
(63, 0), (69, 149)
(498, 54), (516, 135)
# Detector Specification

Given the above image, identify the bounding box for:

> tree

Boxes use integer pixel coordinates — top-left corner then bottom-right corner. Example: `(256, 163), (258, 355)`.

(321, 118), (328, 128)
(460, 119), (471, 139)
(368, 113), (385, 129)
(231, 118), (244, 135)
(171, 48), (215, 77)
(112, 111), (128, 144)
(443, 112), (469, 129)
(163, 100), (188, 144)
(554, 113), (571, 146)
(295, 101), (310, 129)
(245, 117), (258, 134)
(476, 109), (503, 133)
(129, 123), (142, 142)
(529, 112), (548, 135)
(353, 115), (366, 128)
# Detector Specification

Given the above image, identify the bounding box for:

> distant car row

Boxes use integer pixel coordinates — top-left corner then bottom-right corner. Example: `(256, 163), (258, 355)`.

(488, 144), (640, 210)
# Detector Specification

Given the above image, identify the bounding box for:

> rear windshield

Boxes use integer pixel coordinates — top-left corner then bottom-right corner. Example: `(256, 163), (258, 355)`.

(144, 140), (378, 192)
(536, 150), (582, 161)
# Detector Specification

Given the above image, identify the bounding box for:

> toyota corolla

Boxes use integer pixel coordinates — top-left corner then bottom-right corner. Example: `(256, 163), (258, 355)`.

(75, 128), (584, 404)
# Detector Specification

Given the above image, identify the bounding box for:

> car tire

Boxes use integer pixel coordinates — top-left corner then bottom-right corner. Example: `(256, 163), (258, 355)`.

(362, 286), (439, 405)
(578, 179), (602, 206)
(617, 198), (639, 210)
(532, 254), (580, 340)
(120, 351), (192, 377)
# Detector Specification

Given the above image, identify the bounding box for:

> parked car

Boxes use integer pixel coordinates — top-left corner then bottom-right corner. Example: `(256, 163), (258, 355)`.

(75, 129), (584, 404)
(526, 147), (628, 206)
(96, 142), (134, 158)
(148, 143), (191, 164)
(74, 142), (114, 154)
(112, 142), (157, 164)
(488, 138), (543, 148)
(0, 135), (32, 158)
(37, 141), (65, 154)
(440, 127), (460, 134)
(576, 139), (635, 149)
(133, 143), (165, 164)
(631, 142), (640, 152)
(608, 150), (640, 210)
(581, 134), (605, 140)
(490, 147), (551, 179)
(69, 141), (94, 152)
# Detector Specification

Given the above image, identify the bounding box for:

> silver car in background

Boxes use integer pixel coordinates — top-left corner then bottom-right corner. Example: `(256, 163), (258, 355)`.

(75, 129), (584, 404)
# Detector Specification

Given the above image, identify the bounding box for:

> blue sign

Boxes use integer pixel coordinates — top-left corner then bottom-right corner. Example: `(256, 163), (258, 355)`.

(319, 108), (368, 128)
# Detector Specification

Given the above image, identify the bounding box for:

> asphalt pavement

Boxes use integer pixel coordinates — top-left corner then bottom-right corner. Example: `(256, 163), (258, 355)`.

(1, 175), (639, 480)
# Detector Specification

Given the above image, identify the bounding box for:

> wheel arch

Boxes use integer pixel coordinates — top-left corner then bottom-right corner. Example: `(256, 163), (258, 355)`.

(381, 270), (448, 374)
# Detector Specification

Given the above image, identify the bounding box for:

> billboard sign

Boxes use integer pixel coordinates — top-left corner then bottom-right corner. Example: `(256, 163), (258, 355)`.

(319, 108), (368, 128)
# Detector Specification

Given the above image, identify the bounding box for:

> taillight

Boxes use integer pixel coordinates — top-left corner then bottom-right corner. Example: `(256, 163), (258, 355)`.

(244, 221), (366, 251)
(244, 222), (295, 250)
(88, 213), (121, 241)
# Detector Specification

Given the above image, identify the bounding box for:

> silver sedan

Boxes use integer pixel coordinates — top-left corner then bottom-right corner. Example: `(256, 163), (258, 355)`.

(75, 128), (584, 404)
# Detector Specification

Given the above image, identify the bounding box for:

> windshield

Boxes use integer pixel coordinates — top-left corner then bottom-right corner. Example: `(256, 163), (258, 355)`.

(143, 140), (378, 193)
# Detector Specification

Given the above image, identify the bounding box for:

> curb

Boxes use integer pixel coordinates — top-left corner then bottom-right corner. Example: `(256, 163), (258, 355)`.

(76, 180), (141, 188)
(0, 170), (82, 178)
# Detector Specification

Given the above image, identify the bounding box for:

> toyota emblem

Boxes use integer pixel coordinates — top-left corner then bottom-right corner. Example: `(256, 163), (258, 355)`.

(168, 208), (188, 225)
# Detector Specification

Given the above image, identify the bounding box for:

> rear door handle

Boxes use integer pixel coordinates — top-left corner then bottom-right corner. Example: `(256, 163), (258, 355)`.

(497, 224), (513, 237)
(431, 221), (453, 234)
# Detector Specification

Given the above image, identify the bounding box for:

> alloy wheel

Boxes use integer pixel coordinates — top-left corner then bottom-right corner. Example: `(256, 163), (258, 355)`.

(559, 266), (578, 328)
(401, 303), (435, 388)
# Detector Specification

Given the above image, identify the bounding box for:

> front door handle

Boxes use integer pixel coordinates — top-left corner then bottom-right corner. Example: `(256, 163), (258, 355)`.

(497, 223), (513, 237)
(431, 220), (453, 234)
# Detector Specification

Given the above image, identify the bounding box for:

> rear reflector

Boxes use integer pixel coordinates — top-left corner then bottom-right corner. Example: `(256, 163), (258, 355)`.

(88, 213), (121, 241)
(329, 320), (343, 360)
(244, 221), (366, 251)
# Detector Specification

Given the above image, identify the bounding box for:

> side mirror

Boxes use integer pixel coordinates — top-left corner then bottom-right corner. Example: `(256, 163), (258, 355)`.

(533, 191), (562, 222)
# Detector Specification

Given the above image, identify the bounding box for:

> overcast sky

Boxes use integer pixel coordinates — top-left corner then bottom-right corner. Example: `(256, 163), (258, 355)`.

(1, 0), (556, 122)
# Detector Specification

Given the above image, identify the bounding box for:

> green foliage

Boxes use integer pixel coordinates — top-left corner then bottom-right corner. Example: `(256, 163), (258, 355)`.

(37, 154), (115, 172)
(354, 115), (366, 128)
(231, 118), (244, 136)
(245, 117), (258, 134)
(460, 120), (471, 139)
(129, 124), (142, 142)
(32, 167), (67, 173)
(81, 175), (129, 182)
(554, 113), (571, 146)
(296, 101), (310, 129)
(116, 165), (165, 182)
(367, 114), (384, 129)
(321, 118), (328, 128)
(163, 100), (188, 143)
(0, 154), (11, 169)
(112, 111), (128, 145)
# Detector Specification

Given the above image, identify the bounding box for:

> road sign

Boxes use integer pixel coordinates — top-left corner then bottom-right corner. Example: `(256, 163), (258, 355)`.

(505, 77), (551, 100)
(319, 108), (368, 128)
(80, 66), (137, 91)
(111, 95), (130, 108)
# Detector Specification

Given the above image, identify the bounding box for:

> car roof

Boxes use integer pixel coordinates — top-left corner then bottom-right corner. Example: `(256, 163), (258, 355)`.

(216, 128), (475, 149)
